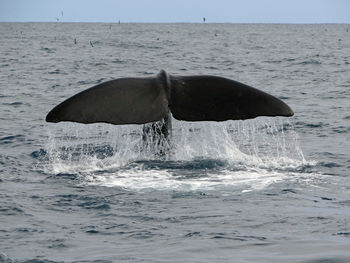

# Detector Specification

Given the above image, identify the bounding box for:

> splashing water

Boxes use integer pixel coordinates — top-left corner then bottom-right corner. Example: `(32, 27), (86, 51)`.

(43, 117), (309, 192)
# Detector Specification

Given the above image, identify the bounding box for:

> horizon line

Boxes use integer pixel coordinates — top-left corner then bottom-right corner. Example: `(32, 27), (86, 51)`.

(1, 21), (350, 25)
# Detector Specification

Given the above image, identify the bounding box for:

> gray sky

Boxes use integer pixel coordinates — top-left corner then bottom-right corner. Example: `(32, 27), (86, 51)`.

(0, 0), (349, 23)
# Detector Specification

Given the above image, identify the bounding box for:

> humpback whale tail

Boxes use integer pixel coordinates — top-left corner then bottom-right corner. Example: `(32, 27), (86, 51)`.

(46, 70), (293, 125)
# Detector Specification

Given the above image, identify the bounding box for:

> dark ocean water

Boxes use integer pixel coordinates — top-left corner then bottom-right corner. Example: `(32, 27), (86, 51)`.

(0, 23), (349, 263)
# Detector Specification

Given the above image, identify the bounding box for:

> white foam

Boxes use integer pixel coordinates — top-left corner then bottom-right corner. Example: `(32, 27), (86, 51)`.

(44, 118), (312, 192)
(80, 165), (308, 193)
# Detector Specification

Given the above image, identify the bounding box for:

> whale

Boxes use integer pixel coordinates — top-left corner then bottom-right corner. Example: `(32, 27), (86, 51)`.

(46, 70), (293, 155)
(46, 70), (293, 126)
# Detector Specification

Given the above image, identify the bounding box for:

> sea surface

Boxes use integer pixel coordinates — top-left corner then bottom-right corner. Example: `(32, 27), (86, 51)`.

(0, 23), (349, 263)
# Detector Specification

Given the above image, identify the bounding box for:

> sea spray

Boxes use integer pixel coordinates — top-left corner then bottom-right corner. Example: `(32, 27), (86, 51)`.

(43, 117), (308, 191)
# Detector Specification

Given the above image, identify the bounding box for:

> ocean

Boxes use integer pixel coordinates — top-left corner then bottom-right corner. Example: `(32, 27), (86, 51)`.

(0, 22), (349, 263)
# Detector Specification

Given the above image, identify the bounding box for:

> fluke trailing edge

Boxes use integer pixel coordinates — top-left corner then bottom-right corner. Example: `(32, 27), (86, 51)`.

(46, 70), (293, 125)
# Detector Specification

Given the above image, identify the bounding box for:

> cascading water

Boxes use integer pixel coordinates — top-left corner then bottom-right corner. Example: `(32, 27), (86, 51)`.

(44, 117), (308, 192)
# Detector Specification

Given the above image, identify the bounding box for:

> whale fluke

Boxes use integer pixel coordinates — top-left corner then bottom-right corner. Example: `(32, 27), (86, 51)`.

(46, 70), (293, 125)
(46, 77), (168, 125)
(169, 75), (293, 121)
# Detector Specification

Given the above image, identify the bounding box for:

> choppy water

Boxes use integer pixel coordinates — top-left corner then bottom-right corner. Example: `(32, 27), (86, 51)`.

(0, 23), (350, 263)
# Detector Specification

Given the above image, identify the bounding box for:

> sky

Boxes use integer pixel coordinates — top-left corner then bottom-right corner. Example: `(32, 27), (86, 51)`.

(0, 0), (349, 23)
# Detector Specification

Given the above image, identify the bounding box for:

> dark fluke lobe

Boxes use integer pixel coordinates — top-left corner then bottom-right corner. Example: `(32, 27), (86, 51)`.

(46, 76), (168, 125)
(169, 75), (293, 121)
(46, 70), (293, 125)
